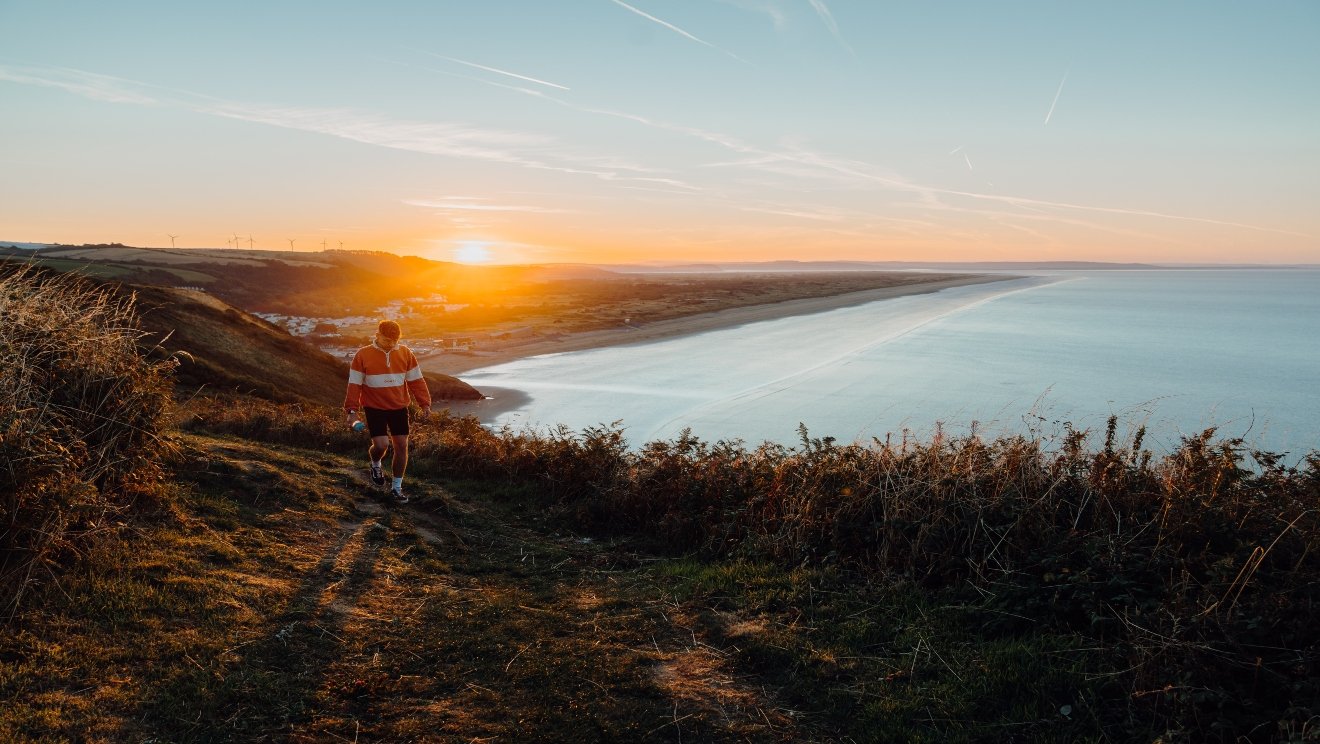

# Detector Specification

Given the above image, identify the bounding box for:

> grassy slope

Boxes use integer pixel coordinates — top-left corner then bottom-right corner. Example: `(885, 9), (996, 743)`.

(1, 433), (796, 742)
(6, 258), (1312, 741)
(124, 283), (481, 405)
(1, 429), (1111, 744)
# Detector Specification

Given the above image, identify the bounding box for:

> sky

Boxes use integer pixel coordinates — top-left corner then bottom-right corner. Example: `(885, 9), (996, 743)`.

(1, 1), (1318, 265)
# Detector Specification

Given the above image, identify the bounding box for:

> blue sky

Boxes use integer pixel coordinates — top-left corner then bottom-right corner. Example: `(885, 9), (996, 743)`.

(1, 1), (1317, 263)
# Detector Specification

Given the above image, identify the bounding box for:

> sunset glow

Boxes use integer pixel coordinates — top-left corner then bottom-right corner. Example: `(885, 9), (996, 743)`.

(453, 242), (493, 264)
(0, 3), (1316, 264)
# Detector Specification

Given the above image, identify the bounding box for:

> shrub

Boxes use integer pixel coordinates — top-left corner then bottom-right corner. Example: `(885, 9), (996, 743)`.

(176, 395), (361, 451)
(0, 266), (177, 611)
(185, 397), (1320, 739)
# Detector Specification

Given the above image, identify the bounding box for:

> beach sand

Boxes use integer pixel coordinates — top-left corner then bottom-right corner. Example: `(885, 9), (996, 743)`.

(430, 273), (1018, 421)
(423, 274), (1014, 378)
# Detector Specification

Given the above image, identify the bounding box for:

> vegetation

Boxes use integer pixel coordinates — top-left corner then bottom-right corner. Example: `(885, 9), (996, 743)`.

(3, 264), (1318, 741)
(0, 266), (176, 612)
(122, 283), (481, 406)
(2, 243), (981, 341)
(177, 401), (1320, 741)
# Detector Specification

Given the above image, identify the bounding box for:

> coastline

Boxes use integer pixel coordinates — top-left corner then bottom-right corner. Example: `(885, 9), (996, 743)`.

(421, 274), (1017, 378)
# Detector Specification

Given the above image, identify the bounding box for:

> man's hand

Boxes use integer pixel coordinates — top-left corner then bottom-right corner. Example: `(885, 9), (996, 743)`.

(345, 411), (359, 427)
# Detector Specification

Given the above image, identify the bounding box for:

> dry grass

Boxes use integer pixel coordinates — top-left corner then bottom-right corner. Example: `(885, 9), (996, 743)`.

(0, 265), (176, 612)
(3, 259), (1317, 739)
(187, 399), (1320, 739)
(1, 433), (800, 742)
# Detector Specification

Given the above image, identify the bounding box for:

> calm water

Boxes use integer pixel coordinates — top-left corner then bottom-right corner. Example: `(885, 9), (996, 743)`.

(461, 270), (1320, 457)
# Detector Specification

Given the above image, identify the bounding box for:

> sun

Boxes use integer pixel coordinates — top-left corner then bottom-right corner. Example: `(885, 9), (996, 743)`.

(453, 242), (493, 264)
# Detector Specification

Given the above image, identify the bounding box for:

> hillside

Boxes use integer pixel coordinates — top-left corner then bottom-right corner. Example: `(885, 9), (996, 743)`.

(3, 431), (812, 742)
(0, 243), (610, 317)
(122, 283), (482, 406)
(1, 244), (1004, 348)
(3, 262), (1318, 743)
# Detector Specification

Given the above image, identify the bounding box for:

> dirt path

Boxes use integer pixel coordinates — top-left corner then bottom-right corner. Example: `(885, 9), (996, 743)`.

(291, 464), (801, 741)
(2, 434), (803, 742)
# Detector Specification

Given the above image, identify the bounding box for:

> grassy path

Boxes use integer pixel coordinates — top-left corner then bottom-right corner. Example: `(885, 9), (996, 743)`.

(2, 434), (799, 743)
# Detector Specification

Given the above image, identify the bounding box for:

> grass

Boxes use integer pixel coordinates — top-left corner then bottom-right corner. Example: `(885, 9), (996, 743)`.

(173, 400), (1320, 741)
(4, 263), (1319, 741)
(650, 558), (1109, 742)
(0, 265), (176, 611)
(1, 434), (806, 742)
(2, 255), (219, 284)
(1, 427), (1211, 743)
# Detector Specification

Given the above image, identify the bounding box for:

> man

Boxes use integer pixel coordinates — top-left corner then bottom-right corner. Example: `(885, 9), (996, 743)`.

(344, 320), (431, 503)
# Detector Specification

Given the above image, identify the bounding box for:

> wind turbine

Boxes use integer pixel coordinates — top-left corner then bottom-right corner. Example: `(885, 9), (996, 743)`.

(288, 238), (296, 250)
(247, 235), (255, 249)
(233, 233), (242, 251)
(338, 240), (344, 250)
(167, 234), (179, 249)
(321, 238), (328, 251)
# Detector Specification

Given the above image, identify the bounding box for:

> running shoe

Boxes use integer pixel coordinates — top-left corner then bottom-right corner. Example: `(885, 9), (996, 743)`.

(369, 463), (386, 487)
(390, 487), (409, 504)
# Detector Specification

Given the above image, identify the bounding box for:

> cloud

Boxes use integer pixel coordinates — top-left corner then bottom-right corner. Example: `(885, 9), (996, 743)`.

(1044, 68), (1069, 126)
(423, 52), (571, 91)
(404, 197), (570, 214)
(606, 101), (1316, 237)
(203, 102), (551, 160)
(0, 64), (159, 105)
(1, 62), (699, 192)
(527, 91), (1309, 236)
(740, 205), (847, 222)
(5, 63), (1307, 243)
(716, 0), (789, 30)
(805, 0), (855, 57)
(208, 101), (703, 188)
(606, 0), (749, 63)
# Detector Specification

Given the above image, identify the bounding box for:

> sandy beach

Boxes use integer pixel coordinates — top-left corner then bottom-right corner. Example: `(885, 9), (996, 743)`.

(421, 274), (1015, 378)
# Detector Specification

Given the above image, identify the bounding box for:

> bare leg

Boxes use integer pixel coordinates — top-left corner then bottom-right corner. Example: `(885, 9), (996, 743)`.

(389, 434), (409, 478)
(369, 435), (391, 464)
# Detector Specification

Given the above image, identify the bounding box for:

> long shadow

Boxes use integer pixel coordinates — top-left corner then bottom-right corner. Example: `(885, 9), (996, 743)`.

(137, 506), (388, 743)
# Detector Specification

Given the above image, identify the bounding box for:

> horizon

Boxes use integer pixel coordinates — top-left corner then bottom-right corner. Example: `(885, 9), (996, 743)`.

(2, 2), (1317, 265)
(8, 240), (1320, 270)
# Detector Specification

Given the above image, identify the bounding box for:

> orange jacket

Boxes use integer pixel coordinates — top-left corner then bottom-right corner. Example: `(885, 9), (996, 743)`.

(343, 342), (432, 412)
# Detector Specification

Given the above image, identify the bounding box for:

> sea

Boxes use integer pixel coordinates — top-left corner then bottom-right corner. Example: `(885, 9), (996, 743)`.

(459, 270), (1320, 459)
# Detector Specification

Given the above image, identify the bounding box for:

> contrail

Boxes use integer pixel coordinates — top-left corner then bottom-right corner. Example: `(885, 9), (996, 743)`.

(434, 54), (570, 91)
(806, 0), (855, 57)
(948, 145), (972, 170)
(607, 0), (748, 63)
(1044, 68), (1069, 125)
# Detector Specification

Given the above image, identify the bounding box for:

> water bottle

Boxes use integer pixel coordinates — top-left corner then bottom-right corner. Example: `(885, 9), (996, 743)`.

(351, 420), (366, 433)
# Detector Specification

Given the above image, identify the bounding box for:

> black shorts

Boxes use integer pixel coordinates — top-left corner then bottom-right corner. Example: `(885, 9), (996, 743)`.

(363, 407), (409, 437)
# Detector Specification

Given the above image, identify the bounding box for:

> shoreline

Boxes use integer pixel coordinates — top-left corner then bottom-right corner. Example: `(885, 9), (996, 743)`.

(421, 274), (1016, 378)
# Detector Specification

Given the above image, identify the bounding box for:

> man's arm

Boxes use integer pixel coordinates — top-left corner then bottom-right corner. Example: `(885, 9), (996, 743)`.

(345, 352), (365, 425)
(403, 349), (432, 417)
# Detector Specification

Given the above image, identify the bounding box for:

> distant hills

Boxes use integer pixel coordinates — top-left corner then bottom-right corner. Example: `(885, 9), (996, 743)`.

(0, 243), (613, 317)
(0, 257), (481, 405)
(5, 243), (1314, 324)
(589, 259), (1320, 272)
(120, 282), (483, 406)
